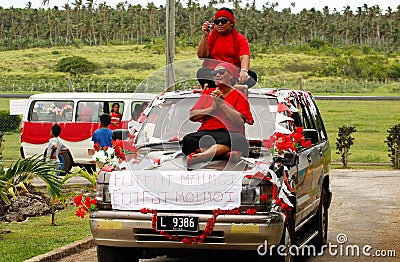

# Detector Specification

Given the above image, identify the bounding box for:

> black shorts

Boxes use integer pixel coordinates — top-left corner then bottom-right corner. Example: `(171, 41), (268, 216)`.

(181, 129), (249, 157)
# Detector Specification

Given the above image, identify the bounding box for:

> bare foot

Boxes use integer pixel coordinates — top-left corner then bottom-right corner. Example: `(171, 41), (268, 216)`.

(224, 150), (242, 162)
(187, 153), (211, 166)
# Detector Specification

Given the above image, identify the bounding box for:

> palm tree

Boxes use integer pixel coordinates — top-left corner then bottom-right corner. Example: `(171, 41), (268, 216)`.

(355, 6), (364, 47)
(0, 155), (62, 219)
(342, 5), (352, 45)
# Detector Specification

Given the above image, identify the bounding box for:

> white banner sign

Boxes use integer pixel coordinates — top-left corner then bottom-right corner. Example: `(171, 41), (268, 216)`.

(109, 170), (243, 210)
(9, 99), (28, 115)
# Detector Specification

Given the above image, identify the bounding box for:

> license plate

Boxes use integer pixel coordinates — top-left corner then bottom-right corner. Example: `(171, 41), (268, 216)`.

(156, 216), (199, 232)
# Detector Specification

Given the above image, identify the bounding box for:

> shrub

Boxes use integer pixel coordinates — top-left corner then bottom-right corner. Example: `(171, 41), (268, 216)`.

(387, 61), (400, 79)
(385, 124), (400, 168)
(55, 56), (96, 76)
(122, 62), (155, 71)
(0, 110), (21, 133)
(336, 125), (356, 168)
(309, 39), (327, 49)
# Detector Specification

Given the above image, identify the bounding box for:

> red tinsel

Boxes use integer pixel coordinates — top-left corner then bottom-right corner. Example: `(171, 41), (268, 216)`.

(245, 171), (271, 181)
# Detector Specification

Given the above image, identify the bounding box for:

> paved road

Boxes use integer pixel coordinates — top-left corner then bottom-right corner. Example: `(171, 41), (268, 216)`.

(57, 169), (400, 262)
(299, 169), (400, 262)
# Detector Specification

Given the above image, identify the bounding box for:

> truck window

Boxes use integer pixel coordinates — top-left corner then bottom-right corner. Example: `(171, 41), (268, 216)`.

(30, 100), (74, 122)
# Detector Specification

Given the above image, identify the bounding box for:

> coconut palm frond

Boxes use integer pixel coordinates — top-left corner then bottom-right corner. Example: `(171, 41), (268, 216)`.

(2, 155), (63, 199)
(63, 167), (97, 187)
(5, 156), (56, 179)
(0, 179), (12, 204)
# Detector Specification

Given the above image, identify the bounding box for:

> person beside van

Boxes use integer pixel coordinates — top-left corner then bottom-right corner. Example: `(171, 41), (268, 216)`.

(46, 124), (69, 174)
(92, 113), (113, 148)
(110, 102), (122, 127)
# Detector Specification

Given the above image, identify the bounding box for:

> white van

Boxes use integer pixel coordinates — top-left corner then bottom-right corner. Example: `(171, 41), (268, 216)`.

(20, 92), (156, 173)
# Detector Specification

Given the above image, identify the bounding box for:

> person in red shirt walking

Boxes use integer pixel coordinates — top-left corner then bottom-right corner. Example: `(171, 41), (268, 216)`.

(197, 7), (257, 89)
(182, 62), (253, 166)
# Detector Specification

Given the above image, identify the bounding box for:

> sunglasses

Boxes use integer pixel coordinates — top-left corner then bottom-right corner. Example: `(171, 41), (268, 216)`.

(211, 69), (228, 76)
(213, 18), (229, 25)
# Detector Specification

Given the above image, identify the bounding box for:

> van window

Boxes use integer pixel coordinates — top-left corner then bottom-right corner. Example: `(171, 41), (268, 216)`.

(77, 101), (103, 122)
(30, 100), (74, 122)
(103, 102), (125, 115)
(131, 101), (149, 121)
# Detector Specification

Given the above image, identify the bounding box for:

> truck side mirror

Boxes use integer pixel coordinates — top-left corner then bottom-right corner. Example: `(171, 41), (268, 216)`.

(303, 129), (319, 145)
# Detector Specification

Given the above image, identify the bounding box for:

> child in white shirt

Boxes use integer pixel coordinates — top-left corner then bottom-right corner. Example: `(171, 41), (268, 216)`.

(46, 124), (69, 174)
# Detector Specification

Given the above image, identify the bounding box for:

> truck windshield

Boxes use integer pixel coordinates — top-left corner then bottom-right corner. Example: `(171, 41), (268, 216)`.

(136, 95), (277, 144)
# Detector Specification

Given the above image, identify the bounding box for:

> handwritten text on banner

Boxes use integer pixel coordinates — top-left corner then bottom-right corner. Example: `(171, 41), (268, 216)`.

(108, 170), (243, 210)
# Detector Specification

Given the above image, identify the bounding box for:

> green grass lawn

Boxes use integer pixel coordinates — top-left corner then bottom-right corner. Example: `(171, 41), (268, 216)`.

(317, 100), (400, 164)
(2, 131), (20, 162)
(0, 98), (11, 111)
(0, 208), (92, 262)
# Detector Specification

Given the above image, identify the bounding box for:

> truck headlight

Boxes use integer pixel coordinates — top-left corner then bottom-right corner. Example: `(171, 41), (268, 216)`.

(241, 186), (260, 205)
(96, 183), (111, 203)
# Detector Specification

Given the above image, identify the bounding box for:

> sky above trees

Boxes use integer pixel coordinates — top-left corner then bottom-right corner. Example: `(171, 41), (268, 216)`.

(1, 0), (399, 13)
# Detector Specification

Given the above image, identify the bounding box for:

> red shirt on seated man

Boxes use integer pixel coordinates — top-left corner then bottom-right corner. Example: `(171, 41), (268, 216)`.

(182, 62), (253, 166)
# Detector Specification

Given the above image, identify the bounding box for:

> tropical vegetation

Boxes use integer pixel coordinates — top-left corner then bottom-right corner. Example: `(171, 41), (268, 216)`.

(0, 1), (399, 92)
(0, 155), (61, 220)
(0, 1), (399, 51)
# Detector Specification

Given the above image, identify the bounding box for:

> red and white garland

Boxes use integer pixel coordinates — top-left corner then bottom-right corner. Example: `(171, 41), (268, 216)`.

(140, 207), (257, 245)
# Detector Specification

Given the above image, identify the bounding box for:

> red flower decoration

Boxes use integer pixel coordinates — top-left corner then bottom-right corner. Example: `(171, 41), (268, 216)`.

(260, 194), (268, 202)
(112, 139), (138, 161)
(263, 127), (312, 154)
(74, 194), (97, 219)
(262, 137), (275, 150)
(245, 208), (257, 215)
(300, 140), (312, 148)
(74, 194), (83, 206)
(93, 142), (101, 151)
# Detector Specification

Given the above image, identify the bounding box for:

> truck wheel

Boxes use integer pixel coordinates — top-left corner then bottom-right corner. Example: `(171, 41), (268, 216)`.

(314, 188), (329, 247)
(97, 245), (139, 262)
(256, 211), (294, 262)
(272, 225), (293, 262)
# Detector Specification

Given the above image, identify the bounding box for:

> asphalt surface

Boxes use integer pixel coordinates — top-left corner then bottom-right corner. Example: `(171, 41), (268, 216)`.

(28, 168), (400, 262)
(32, 175), (93, 188)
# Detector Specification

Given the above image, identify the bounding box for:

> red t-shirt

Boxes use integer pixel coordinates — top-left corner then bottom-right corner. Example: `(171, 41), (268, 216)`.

(191, 88), (253, 134)
(206, 32), (250, 69)
(110, 112), (122, 125)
